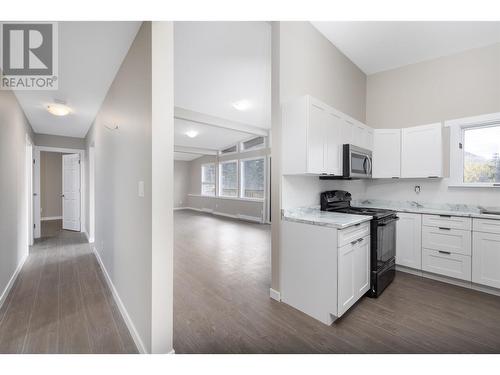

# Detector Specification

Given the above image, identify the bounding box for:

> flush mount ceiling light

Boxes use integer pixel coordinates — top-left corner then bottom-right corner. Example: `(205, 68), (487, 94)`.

(232, 99), (252, 111)
(186, 130), (199, 138)
(47, 102), (71, 117)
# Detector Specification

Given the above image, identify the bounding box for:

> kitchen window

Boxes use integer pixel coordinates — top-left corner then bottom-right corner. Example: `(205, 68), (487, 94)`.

(447, 113), (500, 187)
(240, 157), (265, 200)
(219, 160), (238, 197)
(201, 163), (216, 196)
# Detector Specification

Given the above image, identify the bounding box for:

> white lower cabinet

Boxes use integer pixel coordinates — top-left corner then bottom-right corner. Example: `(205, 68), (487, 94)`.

(422, 248), (472, 281)
(338, 235), (370, 317)
(472, 230), (500, 289)
(281, 220), (370, 325)
(396, 212), (422, 269)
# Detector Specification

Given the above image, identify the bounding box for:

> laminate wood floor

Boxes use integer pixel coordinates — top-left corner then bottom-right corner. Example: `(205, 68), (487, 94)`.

(0, 222), (138, 354)
(173, 210), (500, 354)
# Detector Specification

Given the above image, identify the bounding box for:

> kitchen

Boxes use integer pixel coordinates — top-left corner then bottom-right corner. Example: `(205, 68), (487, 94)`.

(275, 22), (500, 342)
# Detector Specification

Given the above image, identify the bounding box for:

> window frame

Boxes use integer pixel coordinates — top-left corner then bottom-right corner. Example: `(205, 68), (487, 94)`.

(240, 136), (266, 152)
(200, 162), (216, 196)
(218, 159), (239, 198)
(240, 156), (266, 201)
(446, 112), (500, 188)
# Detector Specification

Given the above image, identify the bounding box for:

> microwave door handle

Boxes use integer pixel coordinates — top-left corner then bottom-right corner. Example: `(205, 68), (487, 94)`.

(366, 157), (372, 175)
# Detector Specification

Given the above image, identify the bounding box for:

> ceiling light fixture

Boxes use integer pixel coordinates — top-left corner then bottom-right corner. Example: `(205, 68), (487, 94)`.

(232, 99), (252, 111)
(47, 102), (72, 117)
(186, 130), (198, 138)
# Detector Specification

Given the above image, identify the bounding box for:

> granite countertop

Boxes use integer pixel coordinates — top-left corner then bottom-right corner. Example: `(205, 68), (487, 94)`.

(283, 206), (372, 229)
(352, 199), (500, 220)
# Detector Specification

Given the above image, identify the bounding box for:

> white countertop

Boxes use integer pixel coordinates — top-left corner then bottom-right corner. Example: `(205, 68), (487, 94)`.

(283, 206), (372, 229)
(352, 199), (500, 220)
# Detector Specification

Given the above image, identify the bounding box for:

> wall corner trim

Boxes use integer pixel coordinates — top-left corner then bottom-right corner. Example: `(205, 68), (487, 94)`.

(0, 253), (28, 312)
(269, 288), (281, 302)
(92, 246), (148, 354)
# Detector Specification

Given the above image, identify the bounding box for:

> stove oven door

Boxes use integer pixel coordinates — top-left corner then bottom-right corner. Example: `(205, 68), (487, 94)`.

(376, 216), (399, 269)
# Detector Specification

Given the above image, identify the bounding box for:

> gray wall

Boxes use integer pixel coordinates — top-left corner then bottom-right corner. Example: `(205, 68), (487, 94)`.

(35, 133), (85, 150)
(0, 88), (34, 304)
(274, 22), (368, 291)
(358, 42), (500, 208)
(173, 160), (190, 208)
(40, 152), (63, 218)
(85, 22), (153, 352)
(279, 22), (367, 122)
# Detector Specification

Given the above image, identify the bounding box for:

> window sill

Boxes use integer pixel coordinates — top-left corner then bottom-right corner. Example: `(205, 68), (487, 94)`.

(190, 194), (264, 202)
(448, 183), (500, 188)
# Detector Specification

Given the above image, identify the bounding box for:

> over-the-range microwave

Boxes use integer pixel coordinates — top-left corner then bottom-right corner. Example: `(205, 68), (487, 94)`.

(320, 144), (372, 180)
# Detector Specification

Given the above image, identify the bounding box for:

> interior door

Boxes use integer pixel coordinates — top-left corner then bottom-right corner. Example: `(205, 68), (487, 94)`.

(62, 154), (81, 231)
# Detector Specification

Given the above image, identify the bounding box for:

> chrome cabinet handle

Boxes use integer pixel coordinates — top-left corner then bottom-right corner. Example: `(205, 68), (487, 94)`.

(438, 227), (451, 230)
(438, 250), (451, 255)
(350, 240), (358, 245)
(357, 238), (364, 243)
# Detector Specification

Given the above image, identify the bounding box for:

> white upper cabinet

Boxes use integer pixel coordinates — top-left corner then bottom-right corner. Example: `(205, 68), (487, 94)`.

(282, 95), (366, 175)
(373, 129), (401, 178)
(401, 123), (443, 178)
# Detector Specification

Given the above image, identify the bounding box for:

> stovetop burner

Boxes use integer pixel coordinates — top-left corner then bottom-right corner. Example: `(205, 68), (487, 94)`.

(326, 206), (394, 219)
(320, 190), (395, 219)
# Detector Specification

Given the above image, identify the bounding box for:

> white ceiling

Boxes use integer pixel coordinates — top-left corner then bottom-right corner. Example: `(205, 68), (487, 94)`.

(174, 152), (201, 161)
(311, 21), (500, 75)
(174, 118), (253, 151)
(14, 22), (141, 138)
(174, 21), (271, 129)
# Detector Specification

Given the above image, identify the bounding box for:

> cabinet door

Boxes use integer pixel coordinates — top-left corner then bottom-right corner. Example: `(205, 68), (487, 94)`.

(307, 102), (326, 174)
(354, 236), (370, 296)
(473, 231), (500, 289)
(401, 123), (442, 178)
(338, 242), (356, 316)
(373, 129), (401, 178)
(324, 111), (342, 175)
(352, 122), (366, 148)
(366, 128), (374, 151)
(396, 212), (422, 269)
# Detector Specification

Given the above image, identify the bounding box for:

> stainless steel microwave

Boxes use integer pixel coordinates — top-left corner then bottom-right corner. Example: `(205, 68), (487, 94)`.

(343, 144), (372, 179)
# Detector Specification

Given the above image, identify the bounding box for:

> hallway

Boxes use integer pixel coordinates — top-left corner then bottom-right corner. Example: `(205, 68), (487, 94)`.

(0, 226), (137, 354)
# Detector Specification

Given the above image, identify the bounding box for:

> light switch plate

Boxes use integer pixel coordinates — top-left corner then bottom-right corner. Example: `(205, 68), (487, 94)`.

(138, 181), (145, 197)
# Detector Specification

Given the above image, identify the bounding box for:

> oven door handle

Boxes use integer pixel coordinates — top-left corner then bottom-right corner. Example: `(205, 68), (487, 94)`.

(378, 217), (400, 226)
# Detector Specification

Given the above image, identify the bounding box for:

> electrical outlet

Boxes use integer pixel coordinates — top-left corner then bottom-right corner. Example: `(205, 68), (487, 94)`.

(414, 185), (421, 194)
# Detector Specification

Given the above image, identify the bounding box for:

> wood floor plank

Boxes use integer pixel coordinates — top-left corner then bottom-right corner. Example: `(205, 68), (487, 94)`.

(173, 210), (500, 354)
(0, 220), (137, 354)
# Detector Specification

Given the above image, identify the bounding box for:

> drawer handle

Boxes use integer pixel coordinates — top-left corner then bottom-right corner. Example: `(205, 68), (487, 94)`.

(350, 240), (358, 245)
(354, 223), (361, 227)
(439, 215), (452, 218)
(438, 250), (451, 255)
(438, 227), (451, 230)
(357, 238), (364, 243)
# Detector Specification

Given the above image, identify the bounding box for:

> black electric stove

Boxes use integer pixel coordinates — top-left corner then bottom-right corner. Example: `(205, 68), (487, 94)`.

(320, 190), (399, 297)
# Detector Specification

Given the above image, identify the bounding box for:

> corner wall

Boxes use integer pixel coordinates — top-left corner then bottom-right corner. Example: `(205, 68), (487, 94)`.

(0, 88), (34, 307)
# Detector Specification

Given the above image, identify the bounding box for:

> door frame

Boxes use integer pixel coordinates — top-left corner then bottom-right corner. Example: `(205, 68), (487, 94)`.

(33, 146), (86, 239)
(26, 135), (34, 247)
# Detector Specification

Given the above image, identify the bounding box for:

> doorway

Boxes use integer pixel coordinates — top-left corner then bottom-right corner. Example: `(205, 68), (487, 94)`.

(33, 146), (85, 240)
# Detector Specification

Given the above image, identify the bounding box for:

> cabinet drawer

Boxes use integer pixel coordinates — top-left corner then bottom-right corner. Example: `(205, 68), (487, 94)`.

(422, 249), (471, 281)
(422, 214), (471, 230)
(422, 226), (471, 256)
(473, 218), (500, 234)
(338, 222), (370, 247)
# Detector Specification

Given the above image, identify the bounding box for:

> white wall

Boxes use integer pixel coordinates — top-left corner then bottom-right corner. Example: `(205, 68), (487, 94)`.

(0, 88), (34, 307)
(85, 22), (153, 353)
(173, 160), (190, 208)
(34, 133), (85, 150)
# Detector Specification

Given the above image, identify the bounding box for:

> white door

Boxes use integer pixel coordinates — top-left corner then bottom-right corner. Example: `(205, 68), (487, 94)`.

(62, 154), (81, 231)
(472, 231), (500, 289)
(396, 212), (422, 269)
(324, 111), (342, 175)
(307, 102), (326, 174)
(373, 129), (401, 178)
(354, 236), (370, 296)
(338, 241), (356, 316)
(401, 123), (442, 178)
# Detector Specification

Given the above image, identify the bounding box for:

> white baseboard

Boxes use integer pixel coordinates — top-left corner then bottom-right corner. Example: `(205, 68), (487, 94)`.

(269, 288), (281, 301)
(173, 207), (188, 211)
(92, 246), (147, 354)
(169, 349), (175, 354)
(41, 216), (62, 221)
(237, 214), (262, 223)
(0, 253), (28, 312)
(183, 207), (264, 224)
